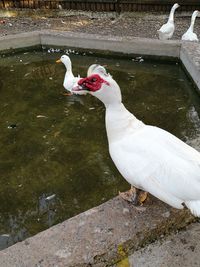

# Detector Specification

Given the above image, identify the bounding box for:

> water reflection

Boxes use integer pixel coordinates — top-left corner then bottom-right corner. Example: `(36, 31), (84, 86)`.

(0, 51), (199, 249)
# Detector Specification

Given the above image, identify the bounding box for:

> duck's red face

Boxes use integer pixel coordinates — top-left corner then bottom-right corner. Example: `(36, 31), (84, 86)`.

(77, 74), (110, 92)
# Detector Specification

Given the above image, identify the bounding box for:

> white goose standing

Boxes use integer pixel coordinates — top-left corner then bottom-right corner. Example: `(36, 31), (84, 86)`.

(56, 55), (80, 95)
(158, 3), (180, 40)
(181, 10), (199, 42)
(72, 67), (200, 217)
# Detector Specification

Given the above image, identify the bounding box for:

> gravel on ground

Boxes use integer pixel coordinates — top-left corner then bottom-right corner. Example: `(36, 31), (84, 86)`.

(0, 11), (200, 40)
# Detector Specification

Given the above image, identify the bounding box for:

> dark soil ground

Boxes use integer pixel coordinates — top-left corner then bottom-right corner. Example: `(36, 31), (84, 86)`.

(0, 10), (200, 40)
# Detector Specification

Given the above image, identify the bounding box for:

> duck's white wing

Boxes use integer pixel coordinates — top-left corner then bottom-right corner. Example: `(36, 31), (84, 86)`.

(110, 125), (200, 208)
(64, 74), (80, 92)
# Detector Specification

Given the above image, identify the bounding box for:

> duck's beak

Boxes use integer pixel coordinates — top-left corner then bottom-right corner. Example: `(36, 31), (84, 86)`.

(56, 59), (61, 63)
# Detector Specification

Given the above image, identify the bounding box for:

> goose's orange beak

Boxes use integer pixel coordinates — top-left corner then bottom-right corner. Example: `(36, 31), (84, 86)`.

(56, 59), (61, 63)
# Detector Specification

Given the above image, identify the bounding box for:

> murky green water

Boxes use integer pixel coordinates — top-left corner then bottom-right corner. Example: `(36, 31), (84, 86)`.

(0, 50), (200, 249)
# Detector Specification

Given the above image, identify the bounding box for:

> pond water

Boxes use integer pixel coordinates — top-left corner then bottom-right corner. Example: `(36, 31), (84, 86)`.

(0, 50), (200, 249)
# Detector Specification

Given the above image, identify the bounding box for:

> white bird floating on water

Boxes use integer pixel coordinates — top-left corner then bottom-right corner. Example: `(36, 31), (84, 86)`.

(72, 66), (200, 217)
(56, 55), (80, 95)
(181, 10), (199, 42)
(158, 3), (180, 40)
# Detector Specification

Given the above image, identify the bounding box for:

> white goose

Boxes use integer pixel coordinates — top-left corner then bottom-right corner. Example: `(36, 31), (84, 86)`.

(182, 10), (199, 42)
(158, 3), (180, 40)
(72, 67), (200, 217)
(56, 55), (80, 95)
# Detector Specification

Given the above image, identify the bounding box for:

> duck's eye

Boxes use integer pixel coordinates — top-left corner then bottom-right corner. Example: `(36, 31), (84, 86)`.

(91, 78), (97, 82)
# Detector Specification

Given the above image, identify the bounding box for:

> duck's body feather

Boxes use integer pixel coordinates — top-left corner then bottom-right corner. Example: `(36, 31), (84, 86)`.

(107, 104), (200, 212)
(63, 71), (80, 92)
(73, 67), (200, 217)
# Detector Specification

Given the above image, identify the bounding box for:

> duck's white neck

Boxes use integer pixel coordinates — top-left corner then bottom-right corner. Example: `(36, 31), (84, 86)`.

(105, 102), (144, 143)
(168, 5), (178, 22)
(66, 63), (72, 73)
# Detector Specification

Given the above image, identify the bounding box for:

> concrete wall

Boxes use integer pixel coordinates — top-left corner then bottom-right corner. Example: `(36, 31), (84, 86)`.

(40, 30), (181, 59)
(180, 41), (200, 90)
(0, 31), (40, 52)
(1, 30), (199, 91)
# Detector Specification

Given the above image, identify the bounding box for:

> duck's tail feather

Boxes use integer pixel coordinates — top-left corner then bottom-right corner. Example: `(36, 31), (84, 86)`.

(185, 200), (200, 217)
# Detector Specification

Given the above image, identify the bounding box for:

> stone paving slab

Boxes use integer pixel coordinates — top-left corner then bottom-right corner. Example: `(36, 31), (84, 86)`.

(0, 196), (195, 267)
(114, 222), (200, 267)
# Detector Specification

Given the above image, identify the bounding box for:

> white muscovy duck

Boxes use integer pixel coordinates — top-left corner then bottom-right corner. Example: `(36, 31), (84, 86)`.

(56, 55), (80, 95)
(72, 67), (200, 217)
(181, 10), (199, 42)
(158, 3), (180, 40)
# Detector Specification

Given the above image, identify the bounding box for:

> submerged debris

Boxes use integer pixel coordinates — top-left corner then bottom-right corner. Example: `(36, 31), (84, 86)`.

(24, 72), (31, 77)
(7, 124), (17, 129)
(47, 48), (61, 53)
(45, 194), (56, 201)
(36, 115), (48, 118)
(131, 56), (144, 63)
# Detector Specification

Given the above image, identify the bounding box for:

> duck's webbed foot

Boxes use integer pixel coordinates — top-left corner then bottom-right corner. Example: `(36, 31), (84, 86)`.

(119, 185), (148, 206)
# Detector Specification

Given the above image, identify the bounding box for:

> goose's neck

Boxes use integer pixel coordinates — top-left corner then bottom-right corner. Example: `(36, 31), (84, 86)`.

(105, 103), (144, 143)
(189, 13), (198, 32)
(168, 6), (177, 22)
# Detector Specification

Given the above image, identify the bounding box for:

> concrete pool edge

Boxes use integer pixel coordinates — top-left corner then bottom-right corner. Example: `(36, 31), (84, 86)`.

(0, 30), (181, 58)
(1, 30), (200, 89)
(180, 41), (200, 90)
(0, 197), (196, 267)
(0, 31), (41, 52)
(0, 31), (200, 266)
